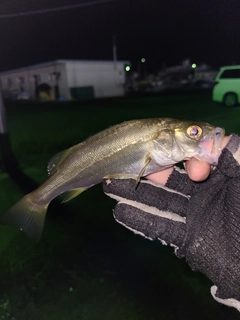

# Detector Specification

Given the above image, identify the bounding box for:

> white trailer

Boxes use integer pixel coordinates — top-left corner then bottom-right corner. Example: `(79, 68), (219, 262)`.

(0, 59), (130, 100)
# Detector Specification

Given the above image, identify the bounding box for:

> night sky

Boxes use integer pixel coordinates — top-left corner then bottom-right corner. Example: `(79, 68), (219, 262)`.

(1, 0), (240, 73)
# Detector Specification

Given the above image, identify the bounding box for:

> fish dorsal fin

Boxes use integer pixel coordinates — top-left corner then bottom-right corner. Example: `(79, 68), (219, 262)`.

(47, 147), (73, 175)
(61, 188), (89, 203)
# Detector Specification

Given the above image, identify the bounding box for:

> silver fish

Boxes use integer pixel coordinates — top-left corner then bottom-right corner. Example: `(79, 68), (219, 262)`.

(0, 118), (224, 240)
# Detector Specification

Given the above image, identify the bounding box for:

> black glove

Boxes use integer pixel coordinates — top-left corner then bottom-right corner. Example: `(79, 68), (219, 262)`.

(103, 134), (240, 311)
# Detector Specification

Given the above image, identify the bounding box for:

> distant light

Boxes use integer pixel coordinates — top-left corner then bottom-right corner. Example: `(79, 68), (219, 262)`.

(141, 58), (146, 63)
(125, 65), (131, 72)
(192, 63), (197, 69)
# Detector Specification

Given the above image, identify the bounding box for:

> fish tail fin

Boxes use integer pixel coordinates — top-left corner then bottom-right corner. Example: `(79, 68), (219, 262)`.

(0, 194), (49, 241)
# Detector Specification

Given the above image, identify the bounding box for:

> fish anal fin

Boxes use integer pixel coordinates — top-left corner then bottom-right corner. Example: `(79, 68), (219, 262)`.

(0, 194), (48, 241)
(61, 188), (89, 203)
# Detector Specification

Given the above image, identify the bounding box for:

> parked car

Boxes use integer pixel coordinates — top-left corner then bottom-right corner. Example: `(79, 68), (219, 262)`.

(212, 65), (240, 107)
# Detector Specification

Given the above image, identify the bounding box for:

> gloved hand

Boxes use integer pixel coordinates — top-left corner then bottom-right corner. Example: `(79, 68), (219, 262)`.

(103, 134), (240, 312)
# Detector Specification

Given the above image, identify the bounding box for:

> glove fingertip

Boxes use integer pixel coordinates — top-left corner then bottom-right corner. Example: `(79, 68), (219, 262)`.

(103, 178), (137, 196)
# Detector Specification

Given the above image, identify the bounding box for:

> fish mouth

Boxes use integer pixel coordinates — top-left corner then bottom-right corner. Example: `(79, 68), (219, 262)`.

(198, 127), (225, 164)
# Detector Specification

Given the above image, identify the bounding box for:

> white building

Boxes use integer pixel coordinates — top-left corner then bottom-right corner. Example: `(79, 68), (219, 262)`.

(0, 59), (130, 100)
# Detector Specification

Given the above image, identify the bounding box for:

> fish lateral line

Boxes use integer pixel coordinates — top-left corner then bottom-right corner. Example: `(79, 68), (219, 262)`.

(0, 117), (225, 240)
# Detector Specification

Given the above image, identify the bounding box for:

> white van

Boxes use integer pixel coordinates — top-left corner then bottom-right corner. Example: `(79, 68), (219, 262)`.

(212, 65), (240, 107)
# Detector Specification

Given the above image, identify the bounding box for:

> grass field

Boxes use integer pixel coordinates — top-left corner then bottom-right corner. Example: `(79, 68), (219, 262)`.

(0, 90), (239, 319)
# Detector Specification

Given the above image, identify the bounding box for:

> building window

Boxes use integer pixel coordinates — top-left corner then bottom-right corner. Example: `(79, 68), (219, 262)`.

(17, 76), (25, 91)
(31, 75), (41, 84)
(7, 78), (12, 89)
(49, 72), (61, 82)
(17, 76), (25, 85)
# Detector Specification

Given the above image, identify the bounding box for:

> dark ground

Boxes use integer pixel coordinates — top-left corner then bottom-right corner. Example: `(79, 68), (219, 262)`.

(0, 90), (239, 319)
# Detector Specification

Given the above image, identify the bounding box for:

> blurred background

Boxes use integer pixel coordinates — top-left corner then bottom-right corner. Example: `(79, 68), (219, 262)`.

(0, 1), (240, 319)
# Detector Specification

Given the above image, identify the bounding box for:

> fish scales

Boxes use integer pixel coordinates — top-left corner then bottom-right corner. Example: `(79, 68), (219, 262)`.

(48, 119), (164, 185)
(0, 118), (225, 240)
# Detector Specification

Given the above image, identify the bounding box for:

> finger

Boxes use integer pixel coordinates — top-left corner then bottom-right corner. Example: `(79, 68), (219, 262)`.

(113, 202), (186, 249)
(146, 167), (174, 185)
(217, 134), (240, 177)
(221, 136), (230, 149)
(184, 136), (230, 182)
(163, 166), (198, 195)
(103, 178), (189, 217)
(185, 158), (211, 182)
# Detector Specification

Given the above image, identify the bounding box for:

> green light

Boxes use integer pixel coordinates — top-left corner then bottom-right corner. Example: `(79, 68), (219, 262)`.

(141, 58), (146, 63)
(192, 63), (197, 69)
(125, 65), (131, 72)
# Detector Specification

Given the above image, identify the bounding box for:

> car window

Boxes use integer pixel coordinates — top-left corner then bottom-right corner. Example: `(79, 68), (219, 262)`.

(220, 69), (240, 79)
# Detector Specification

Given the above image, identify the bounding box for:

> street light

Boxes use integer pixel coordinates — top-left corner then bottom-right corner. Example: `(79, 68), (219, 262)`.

(139, 58), (146, 77)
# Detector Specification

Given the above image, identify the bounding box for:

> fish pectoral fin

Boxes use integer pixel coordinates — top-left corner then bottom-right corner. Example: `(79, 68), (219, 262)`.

(61, 188), (89, 203)
(104, 174), (138, 179)
(136, 154), (152, 187)
(104, 155), (152, 188)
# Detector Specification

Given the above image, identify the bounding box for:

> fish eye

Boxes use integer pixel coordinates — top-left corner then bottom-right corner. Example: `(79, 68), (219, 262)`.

(187, 125), (202, 139)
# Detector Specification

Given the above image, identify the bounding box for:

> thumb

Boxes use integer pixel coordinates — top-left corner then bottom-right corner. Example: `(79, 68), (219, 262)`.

(185, 159), (211, 182)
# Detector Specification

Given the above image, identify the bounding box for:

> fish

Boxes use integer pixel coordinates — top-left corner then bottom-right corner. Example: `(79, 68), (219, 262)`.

(0, 118), (225, 240)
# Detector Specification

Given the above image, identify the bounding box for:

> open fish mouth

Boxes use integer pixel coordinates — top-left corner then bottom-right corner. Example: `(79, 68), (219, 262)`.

(198, 127), (225, 164)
